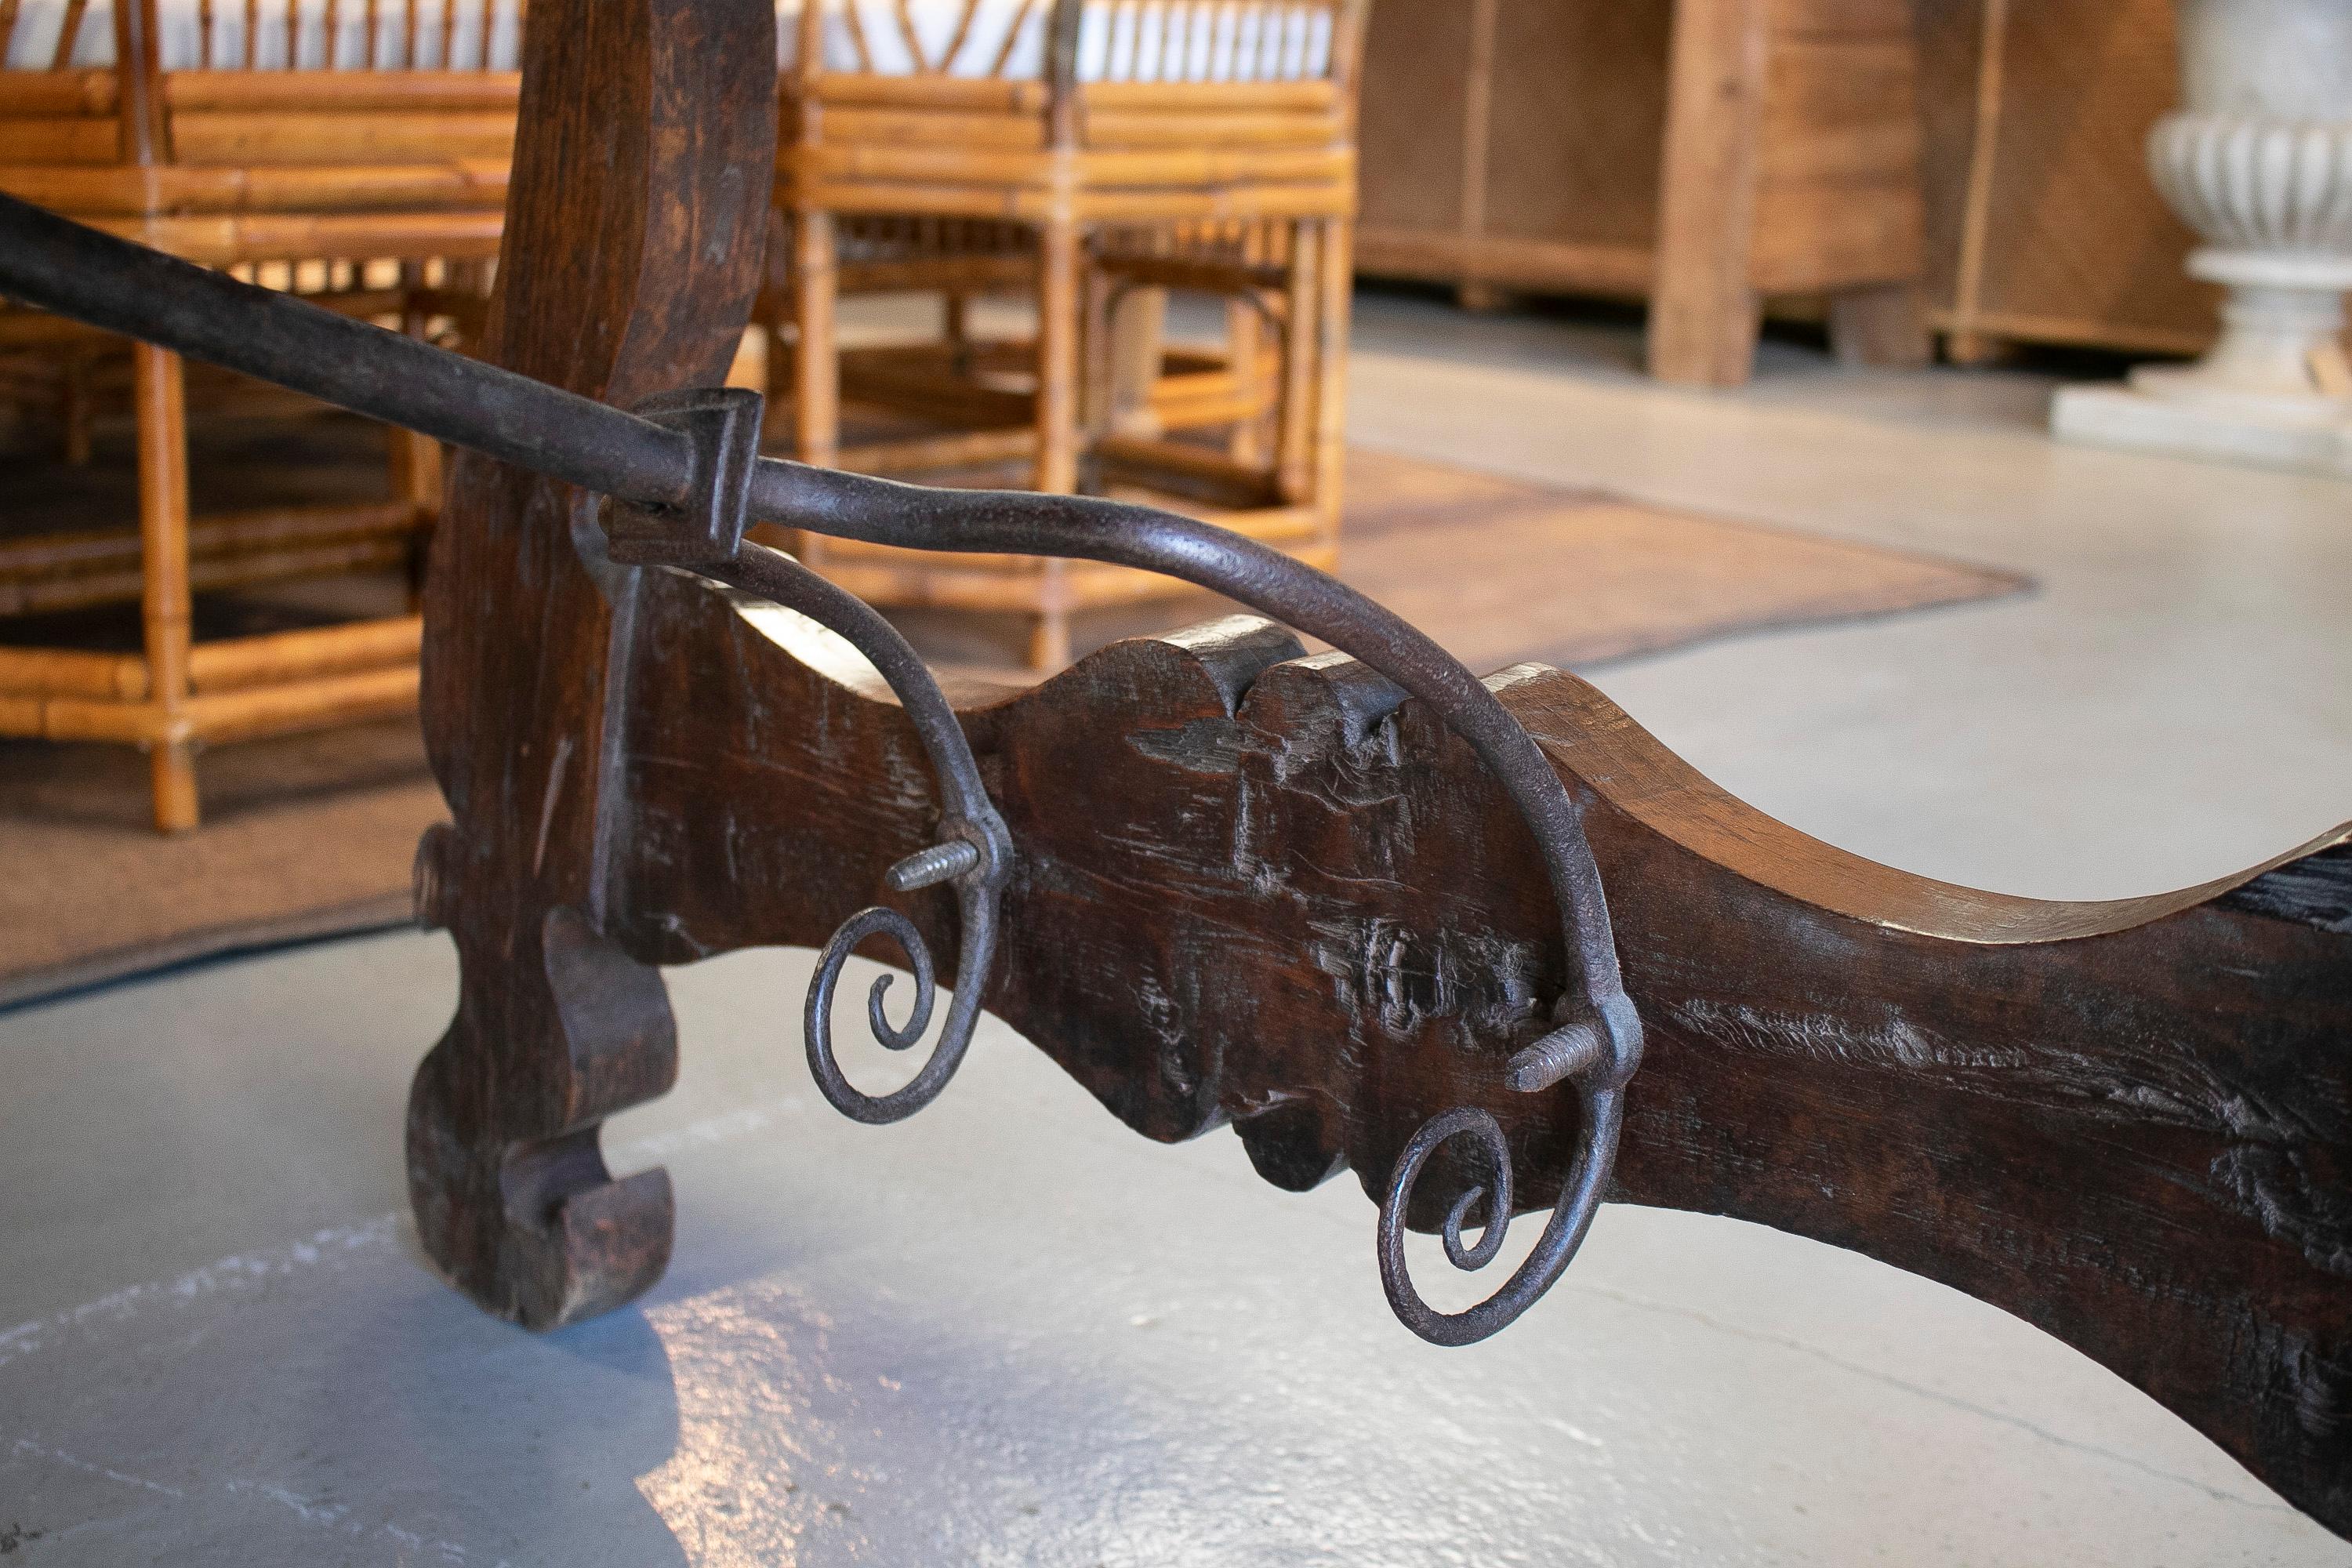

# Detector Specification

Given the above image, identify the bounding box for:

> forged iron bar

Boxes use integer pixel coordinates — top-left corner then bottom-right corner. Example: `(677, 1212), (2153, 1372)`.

(0, 190), (1643, 1346)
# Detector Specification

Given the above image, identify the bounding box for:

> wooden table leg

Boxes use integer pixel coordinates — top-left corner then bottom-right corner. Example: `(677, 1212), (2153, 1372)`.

(405, 0), (775, 1330)
(133, 341), (198, 833)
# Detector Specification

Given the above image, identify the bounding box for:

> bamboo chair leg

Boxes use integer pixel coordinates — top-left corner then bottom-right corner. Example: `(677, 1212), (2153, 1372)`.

(1275, 220), (1319, 506)
(793, 209), (840, 567)
(1034, 216), (1082, 495)
(135, 342), (199, 834)
(793, 209), (841, 470)
(1225, 298), (1264, 463)
(1312, 216), (1355, 543)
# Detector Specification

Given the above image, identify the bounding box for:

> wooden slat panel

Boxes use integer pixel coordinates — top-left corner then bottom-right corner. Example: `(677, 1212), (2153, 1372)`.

(809, 73), (1048, 111)
(817, 104), (1046, 149)
(89, 209), (505, 263)
(161, 67), (521, 111)
(167, 108), (515, 165)
(1756, 37), (1925, 187)
(1750, 180), (1922, 292)
(1748, 16), (1925, 292)
(0, 67), (116, 114)
(1, 114), (120, 162)
(1356, 225), (1654, 294)
(0, 159), (508, 215)
(1079, 107), (1338, 147)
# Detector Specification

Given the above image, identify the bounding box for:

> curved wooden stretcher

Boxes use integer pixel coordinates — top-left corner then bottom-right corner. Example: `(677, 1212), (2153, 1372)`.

(3, 0), (2345, 1541)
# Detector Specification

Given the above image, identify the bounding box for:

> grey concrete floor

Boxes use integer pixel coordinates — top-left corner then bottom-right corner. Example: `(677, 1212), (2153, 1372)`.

(5, 294), (2350, 1565)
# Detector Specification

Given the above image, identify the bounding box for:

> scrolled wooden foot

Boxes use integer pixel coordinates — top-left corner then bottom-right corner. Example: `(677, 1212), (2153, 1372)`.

(397, 0), (777, 1325)
(408, 874), (677, 1330)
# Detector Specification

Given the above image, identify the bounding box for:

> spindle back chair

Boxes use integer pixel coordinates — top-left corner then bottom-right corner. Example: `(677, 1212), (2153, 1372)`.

(0, 0), (519, 829)
(779, 0), (1367, 670)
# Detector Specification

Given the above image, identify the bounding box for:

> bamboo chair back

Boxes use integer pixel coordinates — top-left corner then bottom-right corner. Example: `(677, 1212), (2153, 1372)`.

(787, 1), (1359, 88)
(2, 0), (519, 74)
(2, 0), (523, 280)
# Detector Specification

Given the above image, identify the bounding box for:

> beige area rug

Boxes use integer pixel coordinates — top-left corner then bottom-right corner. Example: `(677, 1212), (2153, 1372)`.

(0, 445), (2026, 1008)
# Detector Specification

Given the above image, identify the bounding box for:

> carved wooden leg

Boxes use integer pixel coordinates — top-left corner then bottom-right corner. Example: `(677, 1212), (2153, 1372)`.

(133, 342), (198, 833)
(405, 0), (776, 1328)
(411, 855), (679, 1328)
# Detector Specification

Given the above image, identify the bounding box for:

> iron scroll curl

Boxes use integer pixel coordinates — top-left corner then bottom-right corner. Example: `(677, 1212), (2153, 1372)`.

(0, 189), (1643, 1345)
(748, 458), (1648, 1347)
(707, 543), (1011, 1128)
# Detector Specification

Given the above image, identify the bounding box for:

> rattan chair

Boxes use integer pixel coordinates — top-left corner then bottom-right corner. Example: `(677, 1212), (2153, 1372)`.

(0, 0), (516, 829)
(777, 0), (1367, 670)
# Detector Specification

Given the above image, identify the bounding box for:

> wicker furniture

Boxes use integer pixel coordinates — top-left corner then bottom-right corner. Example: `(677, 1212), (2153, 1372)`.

(0, 0), (517, 830)
(778, 0), (1368, 670)
(1352, 0), (1932, 389)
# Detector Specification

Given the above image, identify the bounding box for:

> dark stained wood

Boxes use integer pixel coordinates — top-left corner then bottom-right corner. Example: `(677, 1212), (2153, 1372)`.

(388, 0), (2343, 1534)
(593, 593), (2352, 1536)
(404, 0), (775, 1330)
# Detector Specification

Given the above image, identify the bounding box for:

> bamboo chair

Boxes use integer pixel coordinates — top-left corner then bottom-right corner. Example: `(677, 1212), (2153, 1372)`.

(779, 0), (1367, 670)
(0, 0), (517, 830)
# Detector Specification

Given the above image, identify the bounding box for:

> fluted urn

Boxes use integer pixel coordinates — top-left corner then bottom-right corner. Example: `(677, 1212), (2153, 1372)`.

(2053, 0), (2352, 474)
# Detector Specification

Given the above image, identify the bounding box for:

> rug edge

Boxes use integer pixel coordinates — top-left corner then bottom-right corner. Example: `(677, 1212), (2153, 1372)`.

(0, 891), (420, 1014)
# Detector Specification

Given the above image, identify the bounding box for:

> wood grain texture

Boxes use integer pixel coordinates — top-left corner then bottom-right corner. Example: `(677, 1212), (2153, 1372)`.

(403, 0), (775, 1330)
(596, 594), (2352, 1535)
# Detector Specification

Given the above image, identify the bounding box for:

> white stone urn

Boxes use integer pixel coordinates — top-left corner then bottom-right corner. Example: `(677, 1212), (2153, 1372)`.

(2053, 0), (2352, 474)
